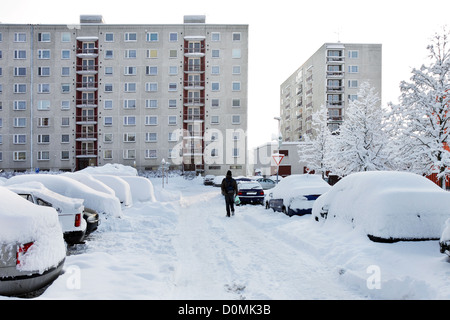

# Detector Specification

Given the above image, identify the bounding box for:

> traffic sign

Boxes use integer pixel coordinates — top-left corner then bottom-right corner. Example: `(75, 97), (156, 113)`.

(272, 154), (284, 166)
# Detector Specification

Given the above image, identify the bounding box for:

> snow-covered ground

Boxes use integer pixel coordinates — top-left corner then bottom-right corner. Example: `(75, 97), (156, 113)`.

(4, 174), (450, 300)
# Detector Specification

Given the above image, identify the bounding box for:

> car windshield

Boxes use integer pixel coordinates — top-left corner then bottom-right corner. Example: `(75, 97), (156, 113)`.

(239, 182), (261, 189)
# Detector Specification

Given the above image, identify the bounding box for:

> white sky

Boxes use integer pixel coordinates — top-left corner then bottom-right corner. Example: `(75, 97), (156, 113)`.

(1, 0), (448, 149)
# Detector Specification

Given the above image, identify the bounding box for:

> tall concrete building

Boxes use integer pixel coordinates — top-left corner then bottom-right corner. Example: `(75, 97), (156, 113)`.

(280, 43), (382, 141)
(0, 15), (248, 175)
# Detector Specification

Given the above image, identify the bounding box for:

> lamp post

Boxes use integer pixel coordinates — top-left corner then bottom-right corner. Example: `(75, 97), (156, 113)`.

(274, 117), (282, 183)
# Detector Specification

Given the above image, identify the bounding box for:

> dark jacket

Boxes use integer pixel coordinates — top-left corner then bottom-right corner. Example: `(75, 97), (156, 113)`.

(221, 176), (237, 196)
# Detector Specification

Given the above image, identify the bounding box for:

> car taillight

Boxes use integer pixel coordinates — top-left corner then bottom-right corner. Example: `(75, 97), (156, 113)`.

(238, 192), (243, 196)
(259, 191), (264, 195)
(16, 242), (34, 265)
(75, 213), (81, 227)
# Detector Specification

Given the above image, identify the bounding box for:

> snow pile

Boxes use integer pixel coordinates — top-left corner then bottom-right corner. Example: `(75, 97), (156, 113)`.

(119, 176), (156, 203)
(79, 163), (137, 176)
(61, 172), (115, 196)
(5, 174), (122, 218)
(91, 175), (133, 208)
(0, 186), (65, 273)
(313, 171), (450, 240)
(269, 174), (331, 203)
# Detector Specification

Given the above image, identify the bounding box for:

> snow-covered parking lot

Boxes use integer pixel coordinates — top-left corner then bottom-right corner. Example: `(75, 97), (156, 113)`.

(3, 173), (450, 301)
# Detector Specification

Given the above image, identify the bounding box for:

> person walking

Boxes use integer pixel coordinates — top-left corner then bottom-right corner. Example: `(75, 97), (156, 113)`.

(221, 170), (238, 217)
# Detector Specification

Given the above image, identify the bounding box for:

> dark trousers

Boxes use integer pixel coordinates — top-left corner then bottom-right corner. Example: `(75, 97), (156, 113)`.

(225, 193), (235, 216)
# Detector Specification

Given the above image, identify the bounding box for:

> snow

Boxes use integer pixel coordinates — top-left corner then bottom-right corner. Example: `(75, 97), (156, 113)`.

(4, 168), (450, 300)
(4, 174), (122, 218)
(312, 171), (450, 240)
(0, 186), (66, 273)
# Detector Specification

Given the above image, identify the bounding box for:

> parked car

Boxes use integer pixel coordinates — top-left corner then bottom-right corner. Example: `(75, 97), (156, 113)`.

(5, 174), (122, 218)
(255, 178), (276, 190)
(312, 171), (450, 243)
(235, 176), (252, 184)
(0, 186), (66, 297)
(236, 181), (265, 205)
(440, 219), (450, 255)
(7, 182), (91, 245)
(203, 175), (215, 186)
(266, 174), (331, 216)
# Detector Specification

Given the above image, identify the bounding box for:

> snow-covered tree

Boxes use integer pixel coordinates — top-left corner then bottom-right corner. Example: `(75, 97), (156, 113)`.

(328, 82), (390, 177)
(388, 27), (450, 188)
(297, 106), (332, 178)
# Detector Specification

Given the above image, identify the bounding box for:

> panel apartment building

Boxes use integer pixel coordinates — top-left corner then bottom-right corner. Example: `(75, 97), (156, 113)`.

(280, 43), (382, 141)
(0, 15), (248, 176)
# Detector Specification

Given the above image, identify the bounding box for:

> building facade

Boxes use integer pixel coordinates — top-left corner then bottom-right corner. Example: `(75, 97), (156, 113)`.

(0, 15), (248, 176)
(280, 43), (382, 141)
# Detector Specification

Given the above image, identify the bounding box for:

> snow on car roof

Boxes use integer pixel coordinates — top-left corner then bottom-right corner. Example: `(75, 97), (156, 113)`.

(270, 174), (331, 201)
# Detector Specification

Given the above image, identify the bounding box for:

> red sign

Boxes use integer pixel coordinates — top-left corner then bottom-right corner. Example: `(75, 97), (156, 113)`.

(272, 154), (284, 166)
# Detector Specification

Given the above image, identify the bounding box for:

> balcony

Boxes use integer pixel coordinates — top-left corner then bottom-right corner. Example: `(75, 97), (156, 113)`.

(76, 99), (97, 108)
(326, 71), (344, 78)
(184, 47), (205, 57)
(76, 82), (98, 92)
(184, 114), (204, 123)
(76, 116), (97, 125)
(326, 56), (345, 64)
(76, 48), (99, 58)
(183, 97), (205, 107)
(76, 132), (98, 142)
(184, 80), (205, 90)
(76, 65), (98, 75)
(326, 101), (345, 109)
(183, 148), (204, 156)
(326, 85), (344, 93)
(76, 149), (97, 158)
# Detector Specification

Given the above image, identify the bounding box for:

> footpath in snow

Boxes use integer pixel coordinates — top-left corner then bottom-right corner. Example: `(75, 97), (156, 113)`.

(15, 175), (450, 300)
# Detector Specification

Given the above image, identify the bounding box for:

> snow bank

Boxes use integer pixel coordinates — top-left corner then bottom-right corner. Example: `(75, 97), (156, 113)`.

(79, 163), (137, 176)
(0, 186), (66, 273)
(91, 175), (133, 208)
(119, 176), (156, 203)
(313, 171), (450, 240)
(5, 174), (122, 218)
(61, 172), (115, 196)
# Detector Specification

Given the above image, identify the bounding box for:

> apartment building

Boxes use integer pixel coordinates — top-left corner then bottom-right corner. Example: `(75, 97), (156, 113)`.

(0, 15), (248, 176)
(280, 43), (382, 141)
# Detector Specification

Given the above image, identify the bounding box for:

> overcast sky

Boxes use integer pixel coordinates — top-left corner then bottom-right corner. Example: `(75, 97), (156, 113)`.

(1, 0), (448, 149)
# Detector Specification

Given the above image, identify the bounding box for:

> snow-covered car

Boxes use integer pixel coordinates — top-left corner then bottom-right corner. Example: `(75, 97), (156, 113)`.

(203, 175), (215, 186)
(213, 175), (225, 187)
(255, 178), (276, 190)
(236, 181), (265, 205)
(0, 186), (66, 297)
(7, 182), (89, 245)
(265, 174), (330, 216)
(440, 219), (450, 255)
(312, 171), (450, 242)
(5, 174), (122, 218)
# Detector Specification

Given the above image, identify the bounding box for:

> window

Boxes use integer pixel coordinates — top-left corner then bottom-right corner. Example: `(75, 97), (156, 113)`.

(169, 32), (178, 42)
(61, 50), (70, 59)
(125, 49), (137, 59)
(14, 33), (26, 42)
(13, 151), (26, 161)
(145, 150), (157, 159)
(232, 99), (241, 108)
(105, 67), (113, 75)
(14, 101), (27, 110)
(232, 49), (241, 59)
(211, 116), (219, 124)
(14, 117), (26, 127)
(61, 83), (70, 93)
(123, 116), (136, 126)
(104, 100), (113, 109)
(232, 33), (241, 41)
(61, 67), (70, 76)
(37, 100), (50, 110)
(104, 117), (113, 126)
(348, 80), (358, 88)
(38, 117), (50, 127)
(147, 49), (158, 58)
(61, 151), (70, 160)
(37, 134), (50, 144)
(123, 133), (136, 142)
(13, 134), (26, 144)
(105, 33), (114, 42)
(146, 132), (157, 142)
(232, 82), (241, 91)
(168, 99), (177, 108)
(61, 33), (71, 42)
(14, 84), (26, 93)
(38, 84), (50, 93)
(14, 67), (27, 76)
(146, 66), (158, 75)
(232, 66), (241, 75)
(123, 149), (136, 159)
(169, 66), (178, 75)
(211, 66), (220, 75)
(105, 83), (113, 92)
(147, 32), (158, 42)
(146, 99), (158, 108)
(211, 99), (219, 108)
(348, 50), (359, 59)
(38, 33), (50, 42)
(211, 82), (220, 91)
(348, 65), (359, 73)
(61, 101), (70, 109)
(14, 50), (26, 59)
(232, 115), (241, 124)
(38, 67), (50, 76)
(38, 151), (50, 161)
(211, 32), (220, 41)
(61, 117), (70, 126)
(37, 50), (51, 59)
(212, 49), (220, 58)
(105, 50), (114, 59)
(145, 116), (158, 125)
(146, 82), (158, 92)
(169, 49), (177, 58)
(168, 116), (177, 125)
(104, 150), (113, 159)
(124, 66), (137, 75)
(125, 33), (137, 41)
(104, 133), (113, 143)
(124, 99), (136, 109)
(168, 83), (177, 91)
(124, 82), (136, 92)
(232, 148), (239, 158)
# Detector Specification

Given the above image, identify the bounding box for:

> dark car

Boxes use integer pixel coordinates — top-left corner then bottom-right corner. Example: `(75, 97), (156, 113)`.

(236, 182), (264, 205)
